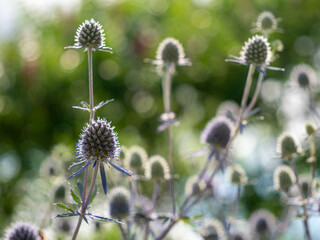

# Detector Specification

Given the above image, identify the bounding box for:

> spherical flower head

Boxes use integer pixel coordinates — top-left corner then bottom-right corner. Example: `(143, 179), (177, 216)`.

(255, 11), (278, 33)
(273, 165), (295, 193)
(74, 18), (106, 50)
(216, 100), (240, 117)
(157, 38), (185, 65)
(201, 116), (233, 151)
(5, 222), (41, 240)
(185, 175), (206, 196)
(108, 187), (131, 219)
(200, 218), (226, 240)
(77, 118), (120, 162)
(124, 146), (148, 172)
(290, 64), (317, 89)
(144, 155), (170, 181)
(277, 133), (300, 159)
(226, 164), (248, 185)
(249, 209), (276, 239)
(305, 122), (317, 136)
(240, 35), (272, 66)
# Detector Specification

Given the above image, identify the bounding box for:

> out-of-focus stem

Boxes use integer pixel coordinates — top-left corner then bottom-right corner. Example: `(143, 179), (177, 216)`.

(118, 223), (128, 240)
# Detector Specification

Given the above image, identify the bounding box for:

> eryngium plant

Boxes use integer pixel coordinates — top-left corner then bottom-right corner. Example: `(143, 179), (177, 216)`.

(4, 222), (41, 240)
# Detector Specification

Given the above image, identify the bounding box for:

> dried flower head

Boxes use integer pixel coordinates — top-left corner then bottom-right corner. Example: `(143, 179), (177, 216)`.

(68, 118), (131, 195)
(216, 100), (240, 118)
(273, 165), (295, 193)
(185, 175), (207, 196)
(277, 133), (301, 159)
(290, 64), (317, 89)
(5, 222), (41, 240)
(124, 146), (148, 173)
(201, 116), (233, 151)
(200, 218), (226, 240)
(108, 187), (131, 220)
(66, 18), (112, 52)
(249, 209), (276, 239)
(305, 122), (317, 136)
(144, 155), (170, 181)
(226, 35), (283, 74)
(226, 164), (248, 185)
(254, 11), (278, 34)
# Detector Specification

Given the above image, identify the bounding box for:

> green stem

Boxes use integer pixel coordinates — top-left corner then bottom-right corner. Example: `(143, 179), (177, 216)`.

(118, 222), (128, 240)
(88, 48), (95, 121)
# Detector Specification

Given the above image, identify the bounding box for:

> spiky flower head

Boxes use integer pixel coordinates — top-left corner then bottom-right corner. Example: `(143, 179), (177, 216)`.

(144, 155), (170, 181)
(77, 118), (120, 162)
(5, 222), (41, 240)
(108, 187), (131, 219)
(185, 175), (207, 196)
(277, 133), (301, 159)
(216, 100), (240, 118)
(226, 164), (248, 185)
(201, 116), (233, 151)
(124, 146), (148, 173)
(66, 18), (112, 52)
(305, 122), (317, 136)
(249, 209), (276, 239)
(290, 64), (317, 89)
(273, 165), (295, 193)
(156, 38), (189, 65)
(200, 218), (226, 240)
(255, 11), (278, 34)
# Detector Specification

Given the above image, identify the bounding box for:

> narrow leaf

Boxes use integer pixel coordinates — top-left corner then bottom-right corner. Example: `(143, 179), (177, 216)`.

(89, 184), (98, 204)
(68, 159), (87, 170)
(66, 160), (91, 180)
(88, 213), (122, 223)
(69, 184), (82, 205)
(55, 212), (78, 218)
(54, 203), (75, 213)
(76, 179), (84, 198)
(100, 163), (107, 195)
(83, 215), (89, 224)
(109, 161), (132, 176)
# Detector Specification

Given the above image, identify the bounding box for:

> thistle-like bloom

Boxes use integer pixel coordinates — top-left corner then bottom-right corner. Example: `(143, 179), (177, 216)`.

(201, 116), (233, 160)
(305, 122), (317, 136)
(290, 64), (317, 89)
(273, 165), (295, 193)
(277, 132), (301, 159)
(148, 37), (191, 67)
(144, 155), (170, 181)
(108, 187), (131, 220)
(65, 18), (112, 52)
(124, 145), (148, 173)
(253, 11), (280, 35)
(5, 222), (41, 240)
(67, 118), (132, 194)
(249, 209), (276, 239)
(226, 35), (284, 75)
(200, 218), (226, 240)
(226, 164), (248, 185)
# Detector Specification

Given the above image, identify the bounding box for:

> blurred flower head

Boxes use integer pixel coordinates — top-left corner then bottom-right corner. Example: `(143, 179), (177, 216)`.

(144, 155), (170, 181)
(277, 133), (301, 159)
(200, 218), (226, 240)
(124, 145), (148, 173)
(216, 100), (240, 118)
(273, 165), (295, 193)
(305, 122), (317, 136)
(290, 64), (317, 89)
(66, 18), (112, 52)
(5, 222), (41, 240)
(253, 11), (279, 35)
(108, 187), (131, 220)
(184, 175), (207, 196)
(249, 209), (276, 239)
(226, 164), (248, 185)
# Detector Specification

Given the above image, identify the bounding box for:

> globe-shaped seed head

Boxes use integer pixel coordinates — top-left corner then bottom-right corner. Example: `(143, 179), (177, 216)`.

(124, 146), (148, 172)
(156, 38), (185, 65)
(145, 155), (170, 181)
(5, 222), (41, 240)
(273, 165), (295, 193)
(200, 218), (226, 240)
(226, 164), (248, 185)
(277, 133), (300, 159)
(305, 122), (317, 136)
(290, 64), (317, 89)
(201, 116), (233, 150)
(75, 18), (105, 50)
(77, 119), (120, 162)
(108, 187), (130, 219)
(249, 209), (276, 239)
(256, 11), (278, 33)
(240, 35), (271, 66)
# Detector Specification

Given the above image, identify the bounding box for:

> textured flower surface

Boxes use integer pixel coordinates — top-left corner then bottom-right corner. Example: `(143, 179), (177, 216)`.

(200, 218), (226, 240)
(67, 118), (131, 194)
(253, 11), (279, 34)
(144, 155), (170, 180)
(226, 164), (248, 185)
(290, 64), (317, 89)
(65, 18), (112, 52)
(277, 132), (301, 159)
(124, 145), (148, 173)
(226, 35), (284, 75)
(108, 187), (131, 219)
(273, 165), (295, 192)
(5, 222), (41, 240)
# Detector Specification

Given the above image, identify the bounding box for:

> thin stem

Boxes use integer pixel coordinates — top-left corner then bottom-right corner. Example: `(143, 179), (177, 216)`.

(308, 135), (316, 197)
(118, 223), (128, 240)
(88, 48), (95, 121)
(229, 184), (241, 232)
(154, 219), (178, 240)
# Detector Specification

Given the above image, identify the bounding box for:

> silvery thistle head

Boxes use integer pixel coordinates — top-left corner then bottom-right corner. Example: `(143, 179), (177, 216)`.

(108, 187), (131, 220)
(252, 11), (281, 35)
(290, 64), (317, 89)
(273, 165), (295, 193)
(226, 35), (284, 75)
(5, 222), (41, 240)
(200, 218), (226, 240)
(67, 118), (132, 194)
(249, 209), (276, 239)
(276, 132), (301, 160)
(65, 18), (112, 53)
(144, 155), (170, 181)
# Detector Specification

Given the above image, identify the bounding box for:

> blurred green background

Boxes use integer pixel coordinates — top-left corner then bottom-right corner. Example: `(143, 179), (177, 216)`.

(0, 0), (320, 239)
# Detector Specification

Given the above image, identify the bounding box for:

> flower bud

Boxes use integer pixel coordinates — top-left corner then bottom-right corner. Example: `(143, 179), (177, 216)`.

(156, 38), (185, 65)
(277, 133), (300, 159)
(124, 146), (148, 173)
(144, 155), (170, 181)
(273, 165), (295, 193)
(200, 218), (225, 240)
(108, 187), (131, 219)
(305, 122), (316, 136)
(226, 164), (248, 185)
